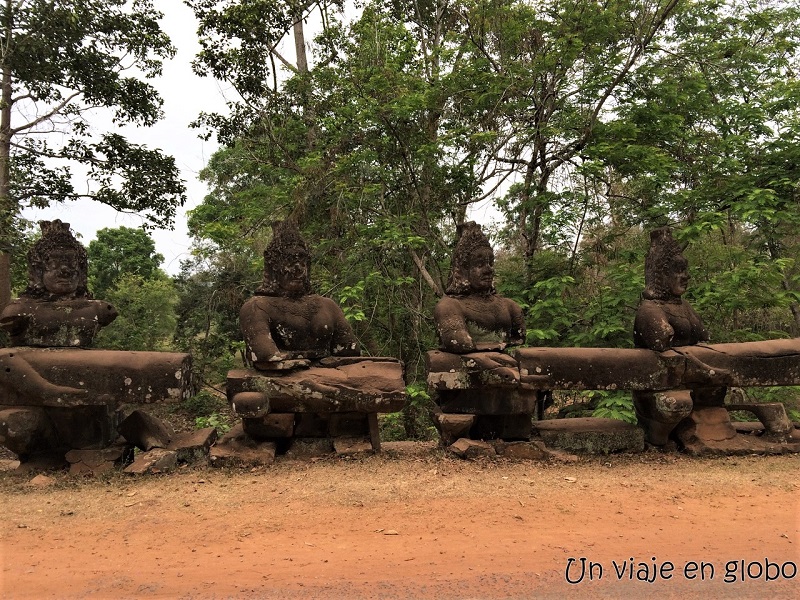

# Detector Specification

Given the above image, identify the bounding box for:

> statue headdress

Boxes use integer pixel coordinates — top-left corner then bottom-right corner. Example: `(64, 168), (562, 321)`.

(255, 220), (312, 297)
(445, 221), (495, 296)
(642, 227), (687, 301)
(22, 220), (90, 299)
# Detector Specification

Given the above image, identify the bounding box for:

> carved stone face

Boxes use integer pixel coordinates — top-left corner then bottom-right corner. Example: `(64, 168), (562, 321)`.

(278, 245), (310, 297)
(42, 249), (80, 296)
(667, 257), (690, 298)
(467, 246), (494, 293)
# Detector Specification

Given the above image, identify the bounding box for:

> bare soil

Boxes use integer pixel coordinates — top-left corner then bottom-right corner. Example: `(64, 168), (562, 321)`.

(1, 444), (798, 599)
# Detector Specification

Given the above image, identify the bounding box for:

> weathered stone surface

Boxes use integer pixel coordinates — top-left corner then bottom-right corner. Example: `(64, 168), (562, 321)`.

(26, 474), (56, 487)
(726, 402), (793, 439)
(227, 360), (406, 414)
(285, 437), (335, 458)
(436, 387), (537, 415)
(471, 414), (532, 441)
(432, 413), (475, 446)
(118, 410), (173, 451)
(497, 440), (549, 460)
(448, 438), (496, 459)
(123, 448), (178, 475)
(65, 444), (131, 475)
(0, 407), (55, 457)
(294, 413), (329, 437)
(328, 412), (369, 437)
(243, 413), (295, 440)
(367, 412), (381, 451)
(209, 424), (276, 468)
(333, 437), (373, 456)
(230, 391), (269, 418)
(633, 390), (693, 446)
(0, 348), (192, 408)
(533, 418), (645, 454)
(427, 351), (521, 391)
(167, 427), (218, 463)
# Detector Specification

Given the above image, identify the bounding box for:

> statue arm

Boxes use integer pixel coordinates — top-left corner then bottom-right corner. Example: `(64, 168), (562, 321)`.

(0, 351), (86, 399)
(239, 299), (282, 362)
(0, 302), (27, 337)
(434, 298), (475, 353)
(633, 302), (674, 352)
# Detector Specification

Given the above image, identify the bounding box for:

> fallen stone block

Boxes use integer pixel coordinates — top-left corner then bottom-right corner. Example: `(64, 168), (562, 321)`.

(448, 438), (496, 459)
(124, 448), (178, 475)
(209, 424), (276, 468)
(167, 427), (217, 463)
(497, 440), (549, 460)
(432, 413), (475, 446)
(533, 417), (644, 454)
(65, 443), (133, 476)
(118, 410), (172, 451)
(333, 437), (373, 456)
(243, 413), (295, 439)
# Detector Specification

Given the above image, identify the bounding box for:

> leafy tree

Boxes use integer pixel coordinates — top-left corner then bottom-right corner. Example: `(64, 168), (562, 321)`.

(87, 226), (164, 299)
(0, 0), (187, 307)
(94, 272), (178, 351)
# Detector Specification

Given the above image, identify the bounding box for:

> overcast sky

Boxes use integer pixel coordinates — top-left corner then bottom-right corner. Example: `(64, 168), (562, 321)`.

(23, 1), (501, 275)
(24, 1), (227, 274)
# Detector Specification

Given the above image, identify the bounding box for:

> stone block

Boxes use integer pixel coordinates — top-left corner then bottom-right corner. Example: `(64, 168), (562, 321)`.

(230, 391), (269, 418)
(0, 407), (55, 457)
(726, 403), (793, 439)
(243, 413), (295, 440)
(1, 348), (192, 407)
(432, 413), (475, 446)
(333, 437), (373, 456)
(498, 440), (549, 460)
(209, 423), (276, 468)
(328, 412), (369, 437)
(533, 417), (644, 454)
(123, 448), (178, 475)
(448, 438), (496, 459)
(167, 427), (218, 463)
(286, 437), (334, 458)
(294, 413), (329, 437)
(471, 414), (532, 441)
(118, 410), (172, 451)
(437, 389), (537, 415)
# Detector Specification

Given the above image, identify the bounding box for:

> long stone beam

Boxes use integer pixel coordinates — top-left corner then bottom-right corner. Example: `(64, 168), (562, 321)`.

(515, 338), (800, 390)
(1, 347), (192, 407)
(427, 339), (800, 392)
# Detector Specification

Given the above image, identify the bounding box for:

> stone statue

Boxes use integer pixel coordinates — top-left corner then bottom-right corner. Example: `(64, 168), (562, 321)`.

(0, 221), (192, 469)
(225, 221), (405, 460)
(434, 222), (525, 355)
(1, 220), (117, 347)
(632, 228), (729, 446)
(239, 221), (359, 368)
(428, 222), (538, 444)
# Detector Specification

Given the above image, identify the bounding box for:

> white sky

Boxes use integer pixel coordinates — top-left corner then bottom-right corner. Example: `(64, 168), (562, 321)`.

(23, 1), (502, 275)
(23, 0), (226, 275)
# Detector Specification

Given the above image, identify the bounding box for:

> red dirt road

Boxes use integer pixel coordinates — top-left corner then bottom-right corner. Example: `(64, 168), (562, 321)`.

(1, 446), (798, 599)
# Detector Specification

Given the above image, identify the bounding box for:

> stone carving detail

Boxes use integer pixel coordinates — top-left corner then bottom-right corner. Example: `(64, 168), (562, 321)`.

(0, 221), (192, 468)
(224, 221), (405, 460)
(428, 222), (539, 444)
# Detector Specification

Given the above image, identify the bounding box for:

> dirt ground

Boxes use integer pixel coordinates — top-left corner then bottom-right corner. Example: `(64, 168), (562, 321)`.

(0, 444), (798, 600)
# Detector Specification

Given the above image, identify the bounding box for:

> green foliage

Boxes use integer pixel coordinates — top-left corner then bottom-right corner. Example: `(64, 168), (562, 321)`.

(195, 412), (232, 435)
(591, 391), (637, 425)
(94, 273), (178, 351)
(88, 226), (164, 299)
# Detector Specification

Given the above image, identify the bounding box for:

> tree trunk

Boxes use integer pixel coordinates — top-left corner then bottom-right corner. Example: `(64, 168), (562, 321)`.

(0, 0), (15, 310)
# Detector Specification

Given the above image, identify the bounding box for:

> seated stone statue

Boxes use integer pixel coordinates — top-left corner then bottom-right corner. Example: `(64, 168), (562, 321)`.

(632, 228), (731, 446)
(226, 221), (405, 456)
(0, 221), (191, 466)
(1, 220), (117, 347)
(428, 222), (536, 443)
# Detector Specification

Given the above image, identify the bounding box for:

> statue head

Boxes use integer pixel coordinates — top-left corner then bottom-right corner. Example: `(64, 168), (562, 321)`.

(445, 222), (495, 296)
(256, 220), (312, 298)
(22, 220), (90, 300)
(643, 227), (690, 301)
